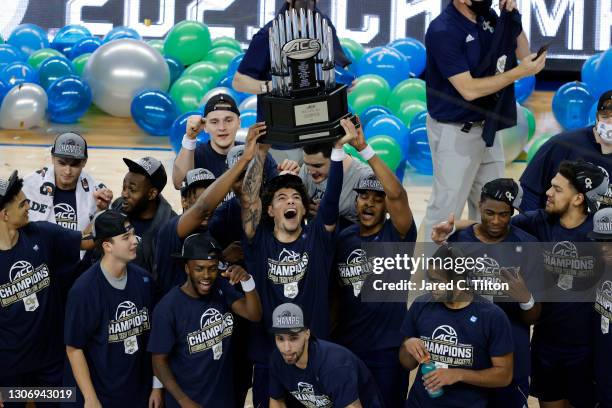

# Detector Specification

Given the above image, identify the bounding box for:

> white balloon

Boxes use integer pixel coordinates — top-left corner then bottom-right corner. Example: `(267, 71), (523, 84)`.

(83, 39), (170, 117)
(500, 103), (529, 165)
(200, 87), (237, 107)
(0, 83), (47, 130)
(238, 95), (257, 112)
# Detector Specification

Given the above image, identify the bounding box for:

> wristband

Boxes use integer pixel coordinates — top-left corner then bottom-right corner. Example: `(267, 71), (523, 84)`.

(153, 376), (164, 389)
(330, 148), (346, 162)
(181, 135), (197, 151)
(240, 275), (256, 292)
(519, 294), (535, 311)
(359, 144), (375, 161)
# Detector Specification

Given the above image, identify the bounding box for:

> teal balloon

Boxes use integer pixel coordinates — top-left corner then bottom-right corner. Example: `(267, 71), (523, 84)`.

(360, 105), (392, 128)
(69, 37), (101, 59)
(8, 24), (49, 56)
(396, 100), (427, 128)
(165, 56), (184, 85)
(552, 81), (595, 130)
(368, 135), (402, 171)
(170, 75), (211, 113)
(52, 25), (91, 55)
(356, 46), (411, 88)
(387, 78), (426, 115)
(164, 21), (212, 66)
(202, 46), (241, 73)
(103, 26), (141, 43)
(347, 74), (391, 115)
(364, 114), (409, 160)
(410, 110), (428, 129)
(388, 37), (426, 77)
(38, 56), (75, 90)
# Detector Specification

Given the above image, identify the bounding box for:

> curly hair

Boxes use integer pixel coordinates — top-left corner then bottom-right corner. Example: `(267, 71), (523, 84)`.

(261, 174), (310, 225)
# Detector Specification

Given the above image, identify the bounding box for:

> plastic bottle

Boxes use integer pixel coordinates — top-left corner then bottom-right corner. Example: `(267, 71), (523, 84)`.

(420, 360), (444, 398)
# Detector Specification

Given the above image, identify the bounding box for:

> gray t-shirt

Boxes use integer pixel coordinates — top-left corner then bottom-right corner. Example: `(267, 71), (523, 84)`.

(299, 158), (373, 223)
(101, 264), (128, 290)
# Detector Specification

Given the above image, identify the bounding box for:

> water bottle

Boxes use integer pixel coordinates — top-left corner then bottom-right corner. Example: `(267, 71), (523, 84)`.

(420, 360), (444, 398)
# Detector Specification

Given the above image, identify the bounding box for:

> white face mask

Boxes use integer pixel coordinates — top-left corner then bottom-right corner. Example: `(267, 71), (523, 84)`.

(596, 121), (612, 144)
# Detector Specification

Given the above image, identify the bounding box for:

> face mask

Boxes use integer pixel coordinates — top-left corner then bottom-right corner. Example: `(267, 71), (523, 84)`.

(597, 121), (612, 143)
(468, 0), (493, 16)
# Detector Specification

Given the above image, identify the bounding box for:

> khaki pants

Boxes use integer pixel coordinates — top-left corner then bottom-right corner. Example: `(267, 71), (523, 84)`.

(421, 116), (505, 242)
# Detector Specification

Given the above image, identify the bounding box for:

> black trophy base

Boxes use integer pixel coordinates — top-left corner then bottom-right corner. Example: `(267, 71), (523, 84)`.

(260, 83), (358, 147)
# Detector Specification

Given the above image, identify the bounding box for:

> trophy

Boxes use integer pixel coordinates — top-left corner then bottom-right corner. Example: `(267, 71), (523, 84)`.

(260, 8), (357, 146)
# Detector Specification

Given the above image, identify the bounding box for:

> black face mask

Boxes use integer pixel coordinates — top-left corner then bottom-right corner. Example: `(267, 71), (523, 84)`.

(468, 0), (493, 17)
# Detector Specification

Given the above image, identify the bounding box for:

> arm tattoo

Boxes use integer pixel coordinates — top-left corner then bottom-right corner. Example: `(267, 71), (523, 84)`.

(241, 152), (264, 237)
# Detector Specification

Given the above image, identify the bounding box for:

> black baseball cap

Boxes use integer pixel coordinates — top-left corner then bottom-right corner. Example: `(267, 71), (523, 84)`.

(51, 132), (88, 160)
(353, 173), (384, 194)
(572, 161), (609, 213)
(271, 303), (307, 334)
(597, 90), (612, 112)
(92, 210), (131, 241)
(588, 207), (612, 241)
(482, 178), (523, 210)
(123, 156), (167, 192)
(203, 93), (240, 118)
(172, 233), (222, 260)
(182, 168), (216, 192)
(0, 170), (21, 208)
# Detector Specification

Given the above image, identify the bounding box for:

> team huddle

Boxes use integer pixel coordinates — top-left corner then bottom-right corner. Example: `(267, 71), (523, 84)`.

(0, 90), (610, 408)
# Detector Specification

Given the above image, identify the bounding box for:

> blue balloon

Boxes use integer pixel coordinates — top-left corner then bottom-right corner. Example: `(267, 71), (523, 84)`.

(165, 56), (184, 85)
(38, 56), (75, 90)
(593, 48), (612, 98)
(69, 37), (101, 59)
(170, 111), (208, 153)
(360, 105), (392, 128)
(103, 26), (141, 43)
(410, 110), (428, 129)
(335, 65), (356, 86)
(0, 44), (26, 68)
(8, 24), (49, 56)
(356, 46), (411, 88)
(342, 46), (358, 74)
(552, 81), (596, 130)
(214, 78), (249, 103)
(47, 75), (92, 123)
(406, 126), (432, 175)
(240, 109), (257, 128)
(581, 53), (600, 95)
(227, 53), (244, 77)
(131, 89), (179, 136)
(514, 75), (536, 104)
(588, 102), (598, 126)
(395, 160), (406, 183)
(0, 62), (38, 87)
(0, 80), (9, 106)
(364, 114), (410, 160)
(52, 25), (91, 55)
(388, 38), (426, 77)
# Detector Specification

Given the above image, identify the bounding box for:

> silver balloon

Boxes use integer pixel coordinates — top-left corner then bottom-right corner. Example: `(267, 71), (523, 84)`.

(200, 87), (237, 107)
(235, 128), (249, 143)
(500, 103), (529, 165)
(0, 83), (47, 130)
(83, 39), (170, 117)
(238, 95), (257, 112)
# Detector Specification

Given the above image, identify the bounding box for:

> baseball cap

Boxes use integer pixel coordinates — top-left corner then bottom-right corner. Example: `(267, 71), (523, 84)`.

(172, 233), (222, 260)
(482, 178), (523, 210)
(0, 170), (20, 208)
(588, 207), (612, 241)
(182, 168), (216, 192)
(226, 145), (245, 170)
(92, 210), (130, 241)
(51, 132), (88, 160)
(597, 90), (612, 112)
(572, 161), (609, 213)
(271, 303), (306, 334)
(353, 173), (384, 194)
(203, 93), (240, 118)
(123, 156), (167, 192)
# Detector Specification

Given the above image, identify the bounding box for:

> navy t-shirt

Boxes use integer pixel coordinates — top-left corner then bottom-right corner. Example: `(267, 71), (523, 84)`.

(53, 188), (78, 230)
(448, 225), (538, 380)
(593, 276), (612, 406)
(269, 338), (385, 407)
(0, 222), (81, 377)
(332, 219), (417, 353)
(519, 127), (612, 211)
(237, 4), (350, 123)
(425, 3), (496, 122)
(208, 196), (243, 250)
(510, 210), (597, 349)
(147, 280), (243, 408)
(401, 294), (514, 408)
(64, 263), (154, 408)
(243, 215), (336, 363)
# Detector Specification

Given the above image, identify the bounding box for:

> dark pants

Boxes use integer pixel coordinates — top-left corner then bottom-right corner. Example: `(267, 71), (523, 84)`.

(0, 361), (64, 408)
(252, 364), (302, 408)
(491, 377), (530, 408)
(356, 348), (409, 408)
